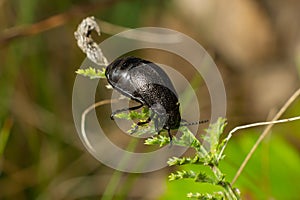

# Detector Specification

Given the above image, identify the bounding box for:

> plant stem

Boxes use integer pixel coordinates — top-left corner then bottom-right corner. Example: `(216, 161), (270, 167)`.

(211, 165), (240, 200)
(232, 88), (300, 184)
(222, 182), (239, 200)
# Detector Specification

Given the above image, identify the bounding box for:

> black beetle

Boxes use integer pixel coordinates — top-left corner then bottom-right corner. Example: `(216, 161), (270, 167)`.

(105, 56), (205, 141)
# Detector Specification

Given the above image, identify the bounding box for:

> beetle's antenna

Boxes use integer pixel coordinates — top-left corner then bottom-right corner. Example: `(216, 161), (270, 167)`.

(180, 119), (209, 127)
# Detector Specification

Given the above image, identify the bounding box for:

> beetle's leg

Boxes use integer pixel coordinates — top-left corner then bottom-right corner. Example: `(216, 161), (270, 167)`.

(137, 110), (154, 126)
(152, 116), (172, 146)
(130, 117), (151, 135)
(137, 117), (151, 125)
(110, 103), (143, 120)
(130, 111), (154, 134)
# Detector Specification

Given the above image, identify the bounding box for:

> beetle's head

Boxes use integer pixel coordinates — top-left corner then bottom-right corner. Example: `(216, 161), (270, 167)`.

(107, 56), (143, 70)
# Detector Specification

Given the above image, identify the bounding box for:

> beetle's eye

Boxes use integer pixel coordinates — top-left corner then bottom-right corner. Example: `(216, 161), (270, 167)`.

(121, 61), (129, 69)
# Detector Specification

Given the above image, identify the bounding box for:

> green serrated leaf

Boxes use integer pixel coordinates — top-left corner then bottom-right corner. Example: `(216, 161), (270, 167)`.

(76, 67), (106, 79)
(167, 155), (206, 166)
(169, 170), (196, 181)
(144, 135), (170, 147)
(194, 172), (216, 184)
(114, 112), (131, 120)
(114, 111), (144, 120)
(114, 107), (150, 120)
(187, 192), (224, 200)
(204, 118), (227, 154)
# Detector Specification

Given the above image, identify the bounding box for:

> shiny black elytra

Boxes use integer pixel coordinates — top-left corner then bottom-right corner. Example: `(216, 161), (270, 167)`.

(105, 56), (181, 141)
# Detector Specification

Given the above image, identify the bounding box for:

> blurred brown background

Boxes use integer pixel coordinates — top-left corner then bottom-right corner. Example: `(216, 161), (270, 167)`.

(0, 0), (299, 199)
